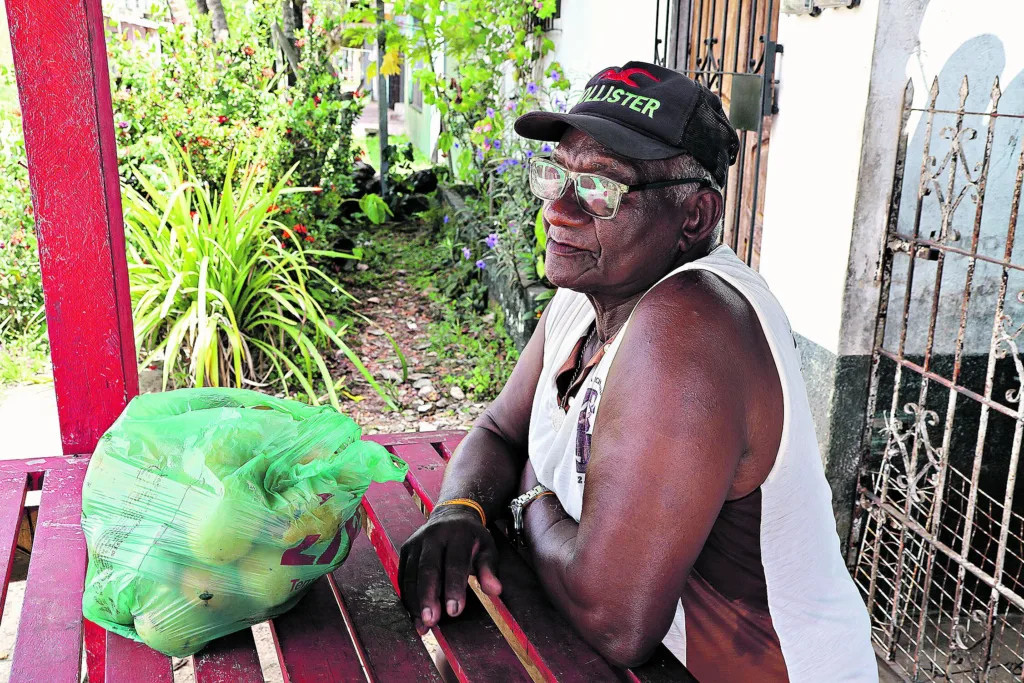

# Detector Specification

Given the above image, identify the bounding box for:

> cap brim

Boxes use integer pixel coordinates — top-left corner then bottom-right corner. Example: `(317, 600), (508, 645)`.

(514, 111), (682, 161)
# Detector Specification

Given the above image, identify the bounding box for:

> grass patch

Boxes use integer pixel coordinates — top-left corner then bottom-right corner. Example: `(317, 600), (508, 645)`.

(427, 303), (519, 400)
(349, 226), (519, 402)
(353, 133), (432, 173)
(0, 320), (51, 386)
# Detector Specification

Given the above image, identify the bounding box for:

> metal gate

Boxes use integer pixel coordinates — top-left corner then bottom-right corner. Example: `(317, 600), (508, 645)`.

(851, 76), (1024, 680)
(654, 0), (781, 269)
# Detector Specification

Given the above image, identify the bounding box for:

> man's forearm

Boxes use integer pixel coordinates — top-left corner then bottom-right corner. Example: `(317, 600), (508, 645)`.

(523, 494), (589, 620)
(437, 416), (528, 523)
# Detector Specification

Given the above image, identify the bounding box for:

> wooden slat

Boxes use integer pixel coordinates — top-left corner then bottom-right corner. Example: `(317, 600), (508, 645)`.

(105, 633), (173, 683)
(330, 532), (442, 682)
(192, 627), (264, 683)
(268, 577), (366, 682)
(394, 443), (621, 682)
(10, 464), (89, 682)
(0, 474), (27, 618)
(364, 430), (465, 449)
(0, 457), (89, 475)
(435, 434), (464, 461)
(362, 480), (531, 683)
(397, 443), (447, 513)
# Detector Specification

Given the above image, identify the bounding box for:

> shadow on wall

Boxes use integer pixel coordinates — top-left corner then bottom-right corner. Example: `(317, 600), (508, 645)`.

(887, 34), (1024, 359)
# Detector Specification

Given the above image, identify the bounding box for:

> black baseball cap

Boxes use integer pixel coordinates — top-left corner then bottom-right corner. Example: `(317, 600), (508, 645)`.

(514, 61), (739, 187)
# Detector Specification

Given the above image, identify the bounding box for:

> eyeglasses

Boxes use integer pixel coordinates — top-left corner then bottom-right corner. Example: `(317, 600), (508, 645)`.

(527, 156), (713, 220)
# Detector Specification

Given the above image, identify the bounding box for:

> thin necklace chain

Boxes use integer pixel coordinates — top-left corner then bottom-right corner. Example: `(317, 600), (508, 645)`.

(561, 323), (596, 409)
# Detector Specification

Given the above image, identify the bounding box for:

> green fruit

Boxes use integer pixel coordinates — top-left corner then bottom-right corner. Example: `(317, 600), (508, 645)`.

(188, 498), (254, 564)
(241, 546), (309, 609)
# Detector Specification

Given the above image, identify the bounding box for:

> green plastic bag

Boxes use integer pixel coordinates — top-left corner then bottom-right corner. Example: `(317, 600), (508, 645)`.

(81, 388), (407, 657)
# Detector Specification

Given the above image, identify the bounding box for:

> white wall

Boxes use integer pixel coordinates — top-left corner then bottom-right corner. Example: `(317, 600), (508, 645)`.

(842, 0), (1024, 358)
(550, 0), (660, 101)
(757, 0), (882, 355)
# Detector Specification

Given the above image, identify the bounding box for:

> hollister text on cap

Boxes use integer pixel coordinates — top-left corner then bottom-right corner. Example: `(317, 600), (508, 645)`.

(515, 61), (740, 187)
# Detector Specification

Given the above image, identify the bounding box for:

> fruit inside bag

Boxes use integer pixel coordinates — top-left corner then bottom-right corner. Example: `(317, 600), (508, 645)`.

(81, 388), (408, 657)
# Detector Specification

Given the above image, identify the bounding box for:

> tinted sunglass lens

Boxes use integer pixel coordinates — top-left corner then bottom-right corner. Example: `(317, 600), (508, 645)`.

(577, 175), (619, 218)
(529, 160), (566, 200)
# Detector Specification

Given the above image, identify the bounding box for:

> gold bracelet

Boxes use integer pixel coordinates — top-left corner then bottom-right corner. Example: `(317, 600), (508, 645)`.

(436, 498), (486, 526)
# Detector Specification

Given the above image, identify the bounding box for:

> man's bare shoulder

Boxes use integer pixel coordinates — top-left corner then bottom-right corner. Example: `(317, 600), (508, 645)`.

(624, 268), (764, 362)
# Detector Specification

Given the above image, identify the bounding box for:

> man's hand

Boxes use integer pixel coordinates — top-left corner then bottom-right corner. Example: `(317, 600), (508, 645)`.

(398, 504), (503, 632)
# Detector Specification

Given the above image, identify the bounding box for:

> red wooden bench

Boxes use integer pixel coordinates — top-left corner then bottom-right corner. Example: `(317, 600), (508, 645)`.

(2, 0), (699, 680)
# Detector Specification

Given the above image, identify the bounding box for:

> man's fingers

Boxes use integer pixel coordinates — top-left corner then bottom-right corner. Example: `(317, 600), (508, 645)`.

(442, 536), (475, 617)
(417, 541), (444, 627)
(473, 536), (503, 596)
(400, 542), (422, 616)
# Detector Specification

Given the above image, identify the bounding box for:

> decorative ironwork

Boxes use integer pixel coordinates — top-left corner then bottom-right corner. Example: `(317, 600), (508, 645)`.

(655, 0), (780, 270)
(852, 75), (1024, 680)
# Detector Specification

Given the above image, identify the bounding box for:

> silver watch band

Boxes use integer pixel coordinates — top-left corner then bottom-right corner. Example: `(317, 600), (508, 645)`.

(510, 484), (551, 539)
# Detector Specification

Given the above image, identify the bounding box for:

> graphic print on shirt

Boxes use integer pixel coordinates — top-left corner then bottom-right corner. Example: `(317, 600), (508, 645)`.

(575, 378), (602, 478)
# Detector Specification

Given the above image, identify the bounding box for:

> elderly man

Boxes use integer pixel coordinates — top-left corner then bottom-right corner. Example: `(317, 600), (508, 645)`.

(399, 62), (876, 682)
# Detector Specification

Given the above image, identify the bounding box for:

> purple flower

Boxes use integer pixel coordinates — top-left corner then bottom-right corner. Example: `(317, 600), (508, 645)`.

(526, 150), (534, 158)
(454, 142), (460, 149)
(444, 215), (450, 224)
(476, 259), (487, 270)
(551, 70), (560, 81)
(510, 227), (518, 235)
(462, 247), (472, 259)
(555, 98), (566, 112)
(496, 162), (508, 175)
(526, 82), (538, 95)
(485, 233), (499, 249)
(509, 158), (519, 166)
(117, 121), (130, 129)
(493, 140), (502, 150)
(486, 107), (495, 118)
(476, 149), (484, 162)
(541, 143), (553, 153)
(505, 101), (515, 111)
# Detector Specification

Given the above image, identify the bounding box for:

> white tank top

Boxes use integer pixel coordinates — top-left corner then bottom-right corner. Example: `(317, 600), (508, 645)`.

(528, 245), (877, 682)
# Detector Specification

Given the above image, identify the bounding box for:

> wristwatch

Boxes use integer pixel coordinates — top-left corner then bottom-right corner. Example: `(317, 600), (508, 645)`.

(509, 484), (553, 547)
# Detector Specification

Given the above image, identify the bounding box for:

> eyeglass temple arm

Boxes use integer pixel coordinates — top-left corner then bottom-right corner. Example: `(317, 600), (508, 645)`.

(626, 177), (713, 192)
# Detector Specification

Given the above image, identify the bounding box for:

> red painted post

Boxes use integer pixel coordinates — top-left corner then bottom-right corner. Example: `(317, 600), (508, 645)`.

(5, 0), (139, 455)
(5, 1), (139, 681)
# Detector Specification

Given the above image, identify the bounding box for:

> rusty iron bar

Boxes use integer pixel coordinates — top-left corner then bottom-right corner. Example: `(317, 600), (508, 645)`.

(858, 486), (1024, 614)
(876, 349), (1019, 421)
(892, 78), (975, 667)
(979, 114), (1024, 680)
(886, 233), (1024, 276)
(745, 0), (774, 269)
(718, 0), (729, 99)
(913, 75), (1000, 680)
(909, 107), (1024, 119)
(942, 76), (1001, 680)
(881, 76), (943, 661)
(860, 79), (920, 622)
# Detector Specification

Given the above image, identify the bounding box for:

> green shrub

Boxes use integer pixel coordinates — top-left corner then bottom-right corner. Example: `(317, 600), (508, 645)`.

(123, 148), (395, 410)
(0, 103), (45, 340)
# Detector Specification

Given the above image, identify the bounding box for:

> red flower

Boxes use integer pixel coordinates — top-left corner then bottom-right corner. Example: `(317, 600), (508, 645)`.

(197, 136), (213, 147)
(243, 46), (256, 56)
(354, 89), (362, 98)
(267, 204), (279, 213)
(261, 67), (275, 79)
(312, 187), (322, 194)
(314, 95), (321, 105)
(283, 207), (292, 214)
(295, 38), (307, 48)
(282, 229), (292, 239)
(189, 211), (197, 219)
(293, 224), (308, 234)
(217, 115), (228, 124)
(305, 235), (314, 243)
